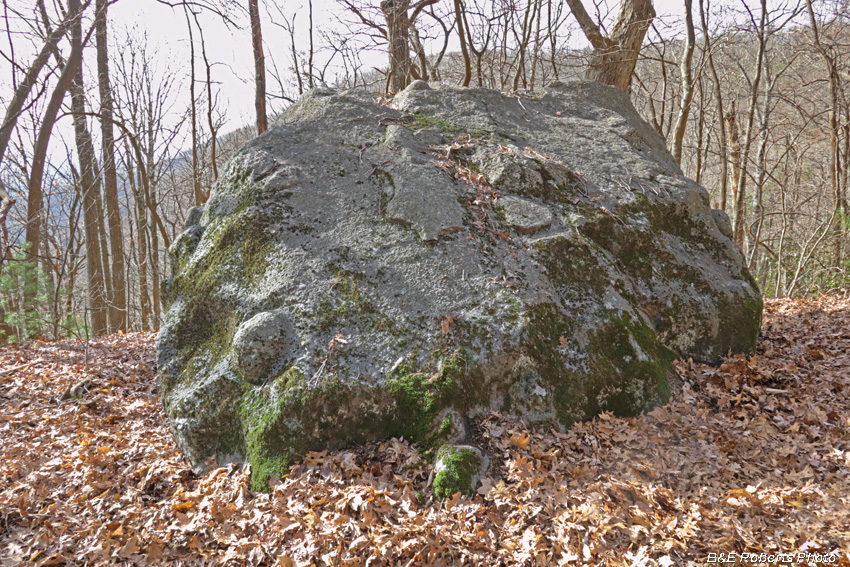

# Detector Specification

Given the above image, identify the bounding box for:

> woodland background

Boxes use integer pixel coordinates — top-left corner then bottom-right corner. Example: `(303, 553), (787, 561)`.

(0, 0), (848, 343)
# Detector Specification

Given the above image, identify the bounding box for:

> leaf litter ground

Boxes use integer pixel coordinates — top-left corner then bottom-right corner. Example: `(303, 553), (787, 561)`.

(1, 297), (848, 566)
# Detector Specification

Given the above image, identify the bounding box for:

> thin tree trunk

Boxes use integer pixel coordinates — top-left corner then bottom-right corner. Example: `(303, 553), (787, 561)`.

(0, 0), (91, 168)
(128, 157), (150, 332)
(95, 182), (112, 321)
(726, 99), (743, 245)
(25, 0), (92, 266)
(144, 136), (161, 330)
(184, 5), (203, 206)
(307, 0), (315, 89)
(95, 0), (126, 332)
(805, 0), (844, 269)
(192, 14), (219, 181)
(150, 201), (161, 329)
(513, 0), (539, 91)
(670, 0), (695, 165)
(248, 0), (268, 135)
(748, 53), (773, 270)
(732, 0), (767, 249)
(695, 76), (706, 184)
(700, 0), (728, 211)
(69, 11), (108, 336)
(454, 0), (472, 86)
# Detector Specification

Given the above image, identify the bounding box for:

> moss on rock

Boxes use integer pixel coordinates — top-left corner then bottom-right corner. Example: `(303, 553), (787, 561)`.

(433, 445), (484, 499)
(159, 83), (763, 493)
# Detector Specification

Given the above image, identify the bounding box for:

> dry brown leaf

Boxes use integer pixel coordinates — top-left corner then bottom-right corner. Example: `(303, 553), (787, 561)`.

(2, 298), (849, 566)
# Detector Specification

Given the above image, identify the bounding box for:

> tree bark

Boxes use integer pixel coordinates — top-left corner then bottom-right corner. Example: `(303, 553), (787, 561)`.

(127, 158), (151, 332)
(453, 0), (472, 86)
(95, 0), (127, 332)
(381, 0), (412, 93)
(805, 0), (844, 269)
(732, 0), (767, 250)
(726, 99), (743, 246)
(670, 0), (695, 165)
(699, 0), (728, 211)
(564, 0), (655, 92)
(184, 5), (204, 206)
(69, 10), (108, 336)
(248, 0), (267, 135)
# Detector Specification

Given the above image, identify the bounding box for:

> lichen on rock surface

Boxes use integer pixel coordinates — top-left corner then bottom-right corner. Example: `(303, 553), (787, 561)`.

(158, 80), (762, 491)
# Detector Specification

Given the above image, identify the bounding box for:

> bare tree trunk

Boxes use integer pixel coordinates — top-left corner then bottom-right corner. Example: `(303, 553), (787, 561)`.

(454, 0), (472, 86)
(69, 11), (108, 336)
(529, 0), (544, 90)
(732, 0), (767, 250)
(307, 0), (315, 89)
(409, 20), (428, 80)
(0, 185), (12, 254)
(748, 52), (773, 270)
(565, 0), (655, 92)
(699, 0), (728, 211)
(127, 155), (150, 332)
(135, 186), (151, 333)
(726, 100), (743, 245)
(95, 0), (126, 332)
(144, 133), (161, 330)
(95, 183), (112, 319)
(513, 0), (539, 91)
(184, 5), (204, 206)
(381, 0), (412, 92)
(248, 0), (268, 135)
(150, 200), (161, 329)
(694, 77), (706, 184)
(670, 0), (695, 165)
(191, 12), (220, 181)
(805, 0), (844, 269)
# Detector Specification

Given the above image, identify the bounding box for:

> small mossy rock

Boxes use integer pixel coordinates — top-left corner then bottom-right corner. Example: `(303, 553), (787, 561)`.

(158, 81), (762, 491)
(433, 445), (488, 499)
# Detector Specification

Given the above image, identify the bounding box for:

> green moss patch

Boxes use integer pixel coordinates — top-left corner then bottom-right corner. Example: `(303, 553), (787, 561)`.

(238, 350), (477, 492)
(583, 312), (674, 416)
(407, 112), (487, 138)
(520, 299), (672, 425)
(381, 351), (465, 447)
(433, 446), (483, 499)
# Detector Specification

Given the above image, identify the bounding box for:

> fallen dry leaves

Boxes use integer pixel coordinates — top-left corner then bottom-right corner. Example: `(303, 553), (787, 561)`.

(1, 297), (849, 566)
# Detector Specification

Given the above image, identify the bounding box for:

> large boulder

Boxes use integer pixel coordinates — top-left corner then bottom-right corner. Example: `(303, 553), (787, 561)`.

(158, 80), (762, 490)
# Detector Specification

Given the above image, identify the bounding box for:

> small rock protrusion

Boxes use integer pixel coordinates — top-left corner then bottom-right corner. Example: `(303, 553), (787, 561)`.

(712, 209), (734, 240)
(498, 195), (553, 234)
(407, 79), (431, 91)
(184, 206), (204, 229)
(233, 311), (301, 384)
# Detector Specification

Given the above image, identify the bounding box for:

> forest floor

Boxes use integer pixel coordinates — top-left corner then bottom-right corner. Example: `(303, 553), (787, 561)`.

(1, 297), (849, 567)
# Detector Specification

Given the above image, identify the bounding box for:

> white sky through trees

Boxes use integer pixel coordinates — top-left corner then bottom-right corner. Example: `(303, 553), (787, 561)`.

(1, 0), (687, 158)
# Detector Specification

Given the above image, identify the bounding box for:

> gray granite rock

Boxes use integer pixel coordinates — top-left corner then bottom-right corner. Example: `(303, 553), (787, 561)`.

(158, 81), (762, 491)
(497, 195), (553, 233)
